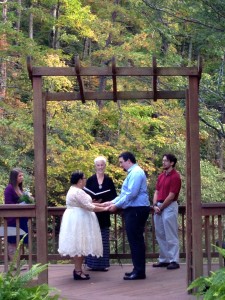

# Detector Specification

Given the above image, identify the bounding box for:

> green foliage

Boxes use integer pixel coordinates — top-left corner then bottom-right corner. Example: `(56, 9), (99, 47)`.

(1, 0), (225, 207)
(188, 245), (225, 299)
(200, 161), (225, 202)
(57, 0), (96, 38)
(0, 238), (63, 300)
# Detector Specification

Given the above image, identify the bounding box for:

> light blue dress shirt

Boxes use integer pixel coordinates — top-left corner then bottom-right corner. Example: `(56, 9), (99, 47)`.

(112, 164), (149, 209)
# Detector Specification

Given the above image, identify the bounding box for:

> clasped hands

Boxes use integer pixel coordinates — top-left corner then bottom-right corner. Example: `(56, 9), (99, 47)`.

(93, 200), (117, 212)
(102, 201), (117, 212)
(153, 205), (162, 215)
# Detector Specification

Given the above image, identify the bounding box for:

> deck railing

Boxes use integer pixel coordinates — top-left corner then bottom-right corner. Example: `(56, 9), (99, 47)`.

(1, 204), (225, 274)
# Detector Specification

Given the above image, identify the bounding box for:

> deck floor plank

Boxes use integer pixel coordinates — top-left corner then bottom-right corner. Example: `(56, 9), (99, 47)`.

(48, 263), (196, 300)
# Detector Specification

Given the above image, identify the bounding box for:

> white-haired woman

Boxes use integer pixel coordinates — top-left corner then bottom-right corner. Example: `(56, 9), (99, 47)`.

(85, 156), (117, 271)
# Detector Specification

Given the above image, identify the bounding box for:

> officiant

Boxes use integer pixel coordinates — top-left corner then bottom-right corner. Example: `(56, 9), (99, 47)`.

(85, 156), (117, 271)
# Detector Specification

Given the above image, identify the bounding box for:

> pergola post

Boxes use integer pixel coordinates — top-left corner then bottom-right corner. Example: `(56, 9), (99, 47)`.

(186, 76), (203, 284)
(185, 89), (192, 286)
(33, 76), (48, 284)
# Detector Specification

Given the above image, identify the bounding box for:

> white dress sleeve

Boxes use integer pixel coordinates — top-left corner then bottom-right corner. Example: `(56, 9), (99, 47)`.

(75, 189), (95, 211)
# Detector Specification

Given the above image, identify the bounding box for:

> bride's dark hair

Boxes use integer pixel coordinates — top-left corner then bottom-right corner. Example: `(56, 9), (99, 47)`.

(70, 171), (84, 184)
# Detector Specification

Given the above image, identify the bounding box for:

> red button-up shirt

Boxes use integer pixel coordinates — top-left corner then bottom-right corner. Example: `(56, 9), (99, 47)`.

(156, 169), (181, 201)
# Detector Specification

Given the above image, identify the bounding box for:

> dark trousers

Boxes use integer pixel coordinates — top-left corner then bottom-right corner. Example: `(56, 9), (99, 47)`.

(123, 206), (150, 276)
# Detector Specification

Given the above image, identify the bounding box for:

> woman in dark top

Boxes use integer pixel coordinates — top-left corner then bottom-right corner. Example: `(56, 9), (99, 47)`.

(85, 156), (117, 271)
(4, 168), (29, 261)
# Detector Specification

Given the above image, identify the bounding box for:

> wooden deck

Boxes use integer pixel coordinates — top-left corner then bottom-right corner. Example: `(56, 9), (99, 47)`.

(47, 263), (196, 300)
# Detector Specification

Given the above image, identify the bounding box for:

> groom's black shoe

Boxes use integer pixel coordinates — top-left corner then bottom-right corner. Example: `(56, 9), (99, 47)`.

(124, 271), (134, 277)
(123, 273), (146, 280)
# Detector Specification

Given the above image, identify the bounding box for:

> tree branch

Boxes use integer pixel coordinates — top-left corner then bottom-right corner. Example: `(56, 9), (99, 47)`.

(199, 116), (225, 138)
(142, 0), (225, 33)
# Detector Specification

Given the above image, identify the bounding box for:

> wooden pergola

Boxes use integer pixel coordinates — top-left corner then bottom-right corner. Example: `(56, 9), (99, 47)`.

(27, 56), (203, 285)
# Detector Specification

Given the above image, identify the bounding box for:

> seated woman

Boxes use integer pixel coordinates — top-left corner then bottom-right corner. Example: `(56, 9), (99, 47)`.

(4, 168), (29, 262)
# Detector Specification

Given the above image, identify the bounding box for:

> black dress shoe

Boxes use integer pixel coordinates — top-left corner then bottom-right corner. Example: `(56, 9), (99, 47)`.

(125, 271), (134, 276)
(123, 273), (146, 280)
(167, 262), (180, 270)
(152, 262), (170, 268)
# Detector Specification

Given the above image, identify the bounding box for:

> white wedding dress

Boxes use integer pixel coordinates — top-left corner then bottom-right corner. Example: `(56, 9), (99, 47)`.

(58, 186), (103, 257)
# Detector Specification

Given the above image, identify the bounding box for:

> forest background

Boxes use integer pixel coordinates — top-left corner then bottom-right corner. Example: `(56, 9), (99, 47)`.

(1, 0), (225, 206)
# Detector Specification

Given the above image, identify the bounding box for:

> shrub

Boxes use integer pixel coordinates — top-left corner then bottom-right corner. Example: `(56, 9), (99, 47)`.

(0, 238), (64, 300)
(187, 245), (225, 299)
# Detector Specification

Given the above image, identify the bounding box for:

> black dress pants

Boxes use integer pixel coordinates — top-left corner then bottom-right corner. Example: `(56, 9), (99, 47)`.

(123, 206), (150, 276)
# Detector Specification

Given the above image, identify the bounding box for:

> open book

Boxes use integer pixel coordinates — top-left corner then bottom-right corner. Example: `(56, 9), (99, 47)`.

(83, 187), (111, 197)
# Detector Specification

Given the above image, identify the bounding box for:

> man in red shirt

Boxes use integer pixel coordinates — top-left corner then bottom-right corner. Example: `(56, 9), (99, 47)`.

(152, 153), (181, 270)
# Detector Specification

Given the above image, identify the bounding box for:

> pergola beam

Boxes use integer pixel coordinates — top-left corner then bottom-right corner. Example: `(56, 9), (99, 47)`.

(30, 66), (200, 77)
(44, 90), (186, 101)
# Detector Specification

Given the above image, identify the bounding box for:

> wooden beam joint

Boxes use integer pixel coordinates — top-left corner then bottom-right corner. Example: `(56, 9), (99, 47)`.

(152, 56), (157, 101)
(74, 55), (85, 103)
(112, 56), (117, 102)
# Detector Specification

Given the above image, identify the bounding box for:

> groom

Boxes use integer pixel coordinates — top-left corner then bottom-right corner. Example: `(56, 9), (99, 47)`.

(105, 151), (150, 280)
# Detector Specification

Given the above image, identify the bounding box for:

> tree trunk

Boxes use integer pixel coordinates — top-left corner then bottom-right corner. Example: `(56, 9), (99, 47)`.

(82, 37), (91, 60)
(97, 0), (120, 109)
(215, 135), (224, 170)
(29, 10), (33, 39)
(0, 0), (8, 101)
(218, 106), (225, 170)
(52, 1), (60, 49)
(188, 39), (192, 64)
(16, 0), (22, 31)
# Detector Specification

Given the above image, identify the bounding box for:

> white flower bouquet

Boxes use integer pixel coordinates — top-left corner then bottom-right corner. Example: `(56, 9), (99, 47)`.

(19, 189), (35, 204)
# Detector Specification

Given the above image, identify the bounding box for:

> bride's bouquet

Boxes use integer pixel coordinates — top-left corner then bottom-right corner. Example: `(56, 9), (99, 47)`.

(19, 188), (35, 204)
